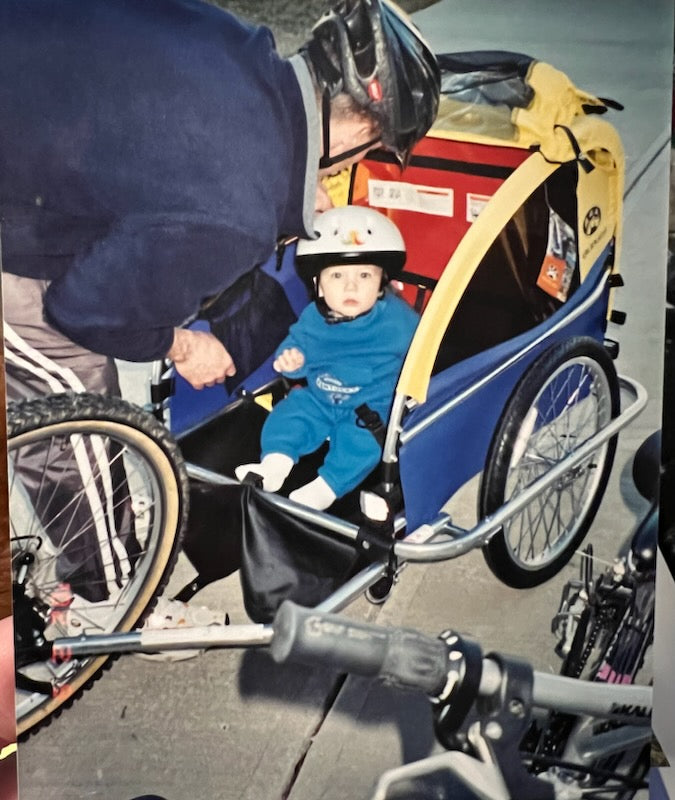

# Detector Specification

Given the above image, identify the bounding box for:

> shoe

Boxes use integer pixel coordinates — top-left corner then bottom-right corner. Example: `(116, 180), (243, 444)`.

(135, 597), (228, 662)
(45, 584), (124, 638)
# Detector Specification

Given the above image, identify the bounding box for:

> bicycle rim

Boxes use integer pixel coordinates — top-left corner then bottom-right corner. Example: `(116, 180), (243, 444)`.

(9, 394), (187, 736)
(501, 354), (614, 570)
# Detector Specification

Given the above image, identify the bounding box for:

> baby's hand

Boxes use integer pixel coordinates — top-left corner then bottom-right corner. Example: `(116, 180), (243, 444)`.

(274, 347), (305, 373)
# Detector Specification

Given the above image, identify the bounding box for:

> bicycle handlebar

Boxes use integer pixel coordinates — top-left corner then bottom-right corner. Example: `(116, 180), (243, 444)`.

(271, 601), (653, 727)
(270, 601), (557, 800)
(271, 600), (487, 698)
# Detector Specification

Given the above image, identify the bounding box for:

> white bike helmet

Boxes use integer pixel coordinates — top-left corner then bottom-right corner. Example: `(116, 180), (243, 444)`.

(295, 206), (406, 284)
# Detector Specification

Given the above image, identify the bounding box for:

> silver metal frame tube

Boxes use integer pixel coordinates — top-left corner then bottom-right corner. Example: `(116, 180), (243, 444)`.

(394, 375), (647, 562)
(186, 376), (646, 567)
(531, 671), (652, 723)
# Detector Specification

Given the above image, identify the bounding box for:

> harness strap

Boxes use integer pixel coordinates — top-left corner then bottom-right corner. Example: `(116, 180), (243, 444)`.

(355, 403), (386, 447)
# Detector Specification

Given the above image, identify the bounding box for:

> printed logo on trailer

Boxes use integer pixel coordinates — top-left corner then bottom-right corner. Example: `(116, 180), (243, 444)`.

(583, 206), (601, 236)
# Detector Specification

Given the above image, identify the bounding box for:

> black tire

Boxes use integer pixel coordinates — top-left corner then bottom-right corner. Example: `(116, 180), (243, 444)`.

(9, 393), (189, 736)
(479, 337), (620, 588)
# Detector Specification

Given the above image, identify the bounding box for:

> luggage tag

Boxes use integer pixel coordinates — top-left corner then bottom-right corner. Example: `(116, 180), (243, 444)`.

(537, 208), (577, 302)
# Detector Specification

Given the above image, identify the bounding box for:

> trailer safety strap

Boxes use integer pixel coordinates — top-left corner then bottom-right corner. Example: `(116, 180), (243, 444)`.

(356, 518), (395, 562)
(355, 404), (386, 447)
(554, 124), (594, 173)
(150, 375), (174, 406)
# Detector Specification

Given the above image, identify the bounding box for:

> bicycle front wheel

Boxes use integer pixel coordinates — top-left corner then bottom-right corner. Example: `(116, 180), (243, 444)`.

(9, 393), (189, 736)
(479, 337), (620, 588)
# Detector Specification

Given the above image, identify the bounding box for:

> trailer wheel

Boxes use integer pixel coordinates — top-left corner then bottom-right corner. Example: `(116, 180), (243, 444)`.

(479, 337), (620, 588)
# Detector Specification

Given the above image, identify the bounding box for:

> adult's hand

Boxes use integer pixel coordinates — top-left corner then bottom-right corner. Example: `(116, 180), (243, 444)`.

(0, 616), (16, 749)
(167, 328), (236, 390)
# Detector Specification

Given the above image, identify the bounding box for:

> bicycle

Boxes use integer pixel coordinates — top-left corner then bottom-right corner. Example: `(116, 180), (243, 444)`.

(269, 579), (653, 800)
(522, 515), (656, 797)
(9, 392), (189, 736)
(261, 435), (659, 799)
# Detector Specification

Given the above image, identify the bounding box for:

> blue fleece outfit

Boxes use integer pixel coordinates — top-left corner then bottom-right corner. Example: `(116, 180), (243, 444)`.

(262, 293), (419, 497)
(0, 0), (318, 362)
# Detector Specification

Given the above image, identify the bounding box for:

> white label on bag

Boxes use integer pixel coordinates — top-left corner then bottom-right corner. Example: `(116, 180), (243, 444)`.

(368, 179), (454, 217)
(466, 193), (491, 222)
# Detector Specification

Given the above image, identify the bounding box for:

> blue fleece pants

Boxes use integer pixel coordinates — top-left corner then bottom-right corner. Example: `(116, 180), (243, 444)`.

(261, 388), (384, 497)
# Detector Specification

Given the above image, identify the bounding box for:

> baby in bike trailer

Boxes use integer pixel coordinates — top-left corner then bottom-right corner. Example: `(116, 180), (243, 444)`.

(235, 206), (418, 510)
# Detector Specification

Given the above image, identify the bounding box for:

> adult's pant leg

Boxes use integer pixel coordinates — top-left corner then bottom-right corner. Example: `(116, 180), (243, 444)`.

(2, 273), (136, 601)
(2, 273), (120, 401)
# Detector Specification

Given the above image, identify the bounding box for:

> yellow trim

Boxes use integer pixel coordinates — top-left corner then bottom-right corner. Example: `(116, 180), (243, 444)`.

(397, 151), (558, 403)
(321, 169), (352, 207)
(430, 60), (612, 154)
(254, 392), (274, 412)
(0, 743), (17, 760)
(397, 103), (624, 405)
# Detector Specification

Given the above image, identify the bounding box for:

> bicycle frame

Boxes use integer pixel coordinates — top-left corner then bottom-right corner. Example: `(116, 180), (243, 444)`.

(367, 675), (652, 800)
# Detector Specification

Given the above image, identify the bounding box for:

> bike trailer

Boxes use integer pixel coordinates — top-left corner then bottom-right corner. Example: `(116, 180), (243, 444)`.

(160, 51), (644, 620)
(156, 52), (641, 616)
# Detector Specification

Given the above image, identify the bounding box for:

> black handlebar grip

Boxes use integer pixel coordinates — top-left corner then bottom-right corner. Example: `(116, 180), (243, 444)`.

(271, 601), (449, 695)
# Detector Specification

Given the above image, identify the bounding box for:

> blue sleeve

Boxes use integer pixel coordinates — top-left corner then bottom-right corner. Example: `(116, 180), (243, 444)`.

(44, 216), (271, 361)
(274, 306), (314, 378)
(387, 294), (420, 352)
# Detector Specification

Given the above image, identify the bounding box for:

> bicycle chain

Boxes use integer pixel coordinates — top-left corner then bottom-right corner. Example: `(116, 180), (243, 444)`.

(570, 603), (617, 679)
(537, 604), (618, 758)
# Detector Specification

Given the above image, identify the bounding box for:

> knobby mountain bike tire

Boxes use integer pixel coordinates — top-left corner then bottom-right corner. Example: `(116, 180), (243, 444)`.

(9, 393), (189, 737)
(479, 336), (620, 588)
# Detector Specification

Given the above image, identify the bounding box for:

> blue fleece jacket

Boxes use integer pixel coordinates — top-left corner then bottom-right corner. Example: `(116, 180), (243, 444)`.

(0, 0), (316, 361)
(277, 293), (419, 414)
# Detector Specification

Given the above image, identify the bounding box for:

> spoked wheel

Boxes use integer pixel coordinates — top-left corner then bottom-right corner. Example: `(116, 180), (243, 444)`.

(9, 393), (189, 736)
(479, 337), (620, 588)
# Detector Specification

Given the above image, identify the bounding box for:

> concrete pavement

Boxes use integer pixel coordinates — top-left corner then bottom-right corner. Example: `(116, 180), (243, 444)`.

(14, 1), (674, 798)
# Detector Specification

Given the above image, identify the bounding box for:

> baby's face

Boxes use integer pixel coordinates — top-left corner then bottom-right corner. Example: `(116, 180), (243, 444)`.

(318, 263), (383, 318)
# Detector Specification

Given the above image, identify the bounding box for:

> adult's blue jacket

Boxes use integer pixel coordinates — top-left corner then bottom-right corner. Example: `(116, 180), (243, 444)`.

(0, 0), (318, 361)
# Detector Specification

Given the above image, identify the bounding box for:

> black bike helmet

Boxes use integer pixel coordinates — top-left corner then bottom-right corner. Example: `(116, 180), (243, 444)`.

(303, 0), (440, 168)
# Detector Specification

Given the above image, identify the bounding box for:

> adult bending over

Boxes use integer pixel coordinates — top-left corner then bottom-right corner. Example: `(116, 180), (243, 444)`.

(0, 0), (439, 400)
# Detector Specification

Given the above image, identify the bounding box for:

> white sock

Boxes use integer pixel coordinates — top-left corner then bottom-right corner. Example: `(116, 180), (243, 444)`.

(234, 452), (294, 492)
(289, 477), (337, 510)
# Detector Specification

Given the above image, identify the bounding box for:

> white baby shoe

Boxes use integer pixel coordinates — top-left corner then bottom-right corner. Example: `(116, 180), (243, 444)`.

(235, 452), (294, 491)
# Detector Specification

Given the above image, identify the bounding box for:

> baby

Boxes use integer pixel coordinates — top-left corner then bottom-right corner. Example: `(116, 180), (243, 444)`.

(236, 206), (418, 510)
